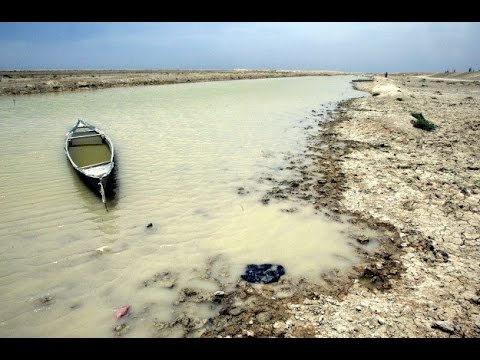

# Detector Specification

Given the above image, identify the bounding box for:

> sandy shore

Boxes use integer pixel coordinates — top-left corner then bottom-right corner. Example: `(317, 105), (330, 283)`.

(201, 72), (480, 338)
(0, 69), (346, 96)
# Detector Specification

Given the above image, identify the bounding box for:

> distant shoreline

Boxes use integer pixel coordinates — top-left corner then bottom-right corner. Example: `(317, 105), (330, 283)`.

(0, 69), (350, 96)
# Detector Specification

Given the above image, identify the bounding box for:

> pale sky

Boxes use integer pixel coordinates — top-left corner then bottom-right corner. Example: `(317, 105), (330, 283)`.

(0, 22), (478, 72)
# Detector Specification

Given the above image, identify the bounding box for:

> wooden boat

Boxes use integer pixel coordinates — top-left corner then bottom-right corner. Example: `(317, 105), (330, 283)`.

(65, 119), (115, 207)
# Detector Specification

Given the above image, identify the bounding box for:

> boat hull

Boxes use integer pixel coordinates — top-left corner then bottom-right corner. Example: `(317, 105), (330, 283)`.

(65, 119), (116, 204)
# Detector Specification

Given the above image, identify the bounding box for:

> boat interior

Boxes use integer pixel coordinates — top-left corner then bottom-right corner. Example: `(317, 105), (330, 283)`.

(68, 132), (112, 168)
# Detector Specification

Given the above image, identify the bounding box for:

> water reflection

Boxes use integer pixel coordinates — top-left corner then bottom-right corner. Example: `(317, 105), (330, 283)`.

(66, 162), (119, 237)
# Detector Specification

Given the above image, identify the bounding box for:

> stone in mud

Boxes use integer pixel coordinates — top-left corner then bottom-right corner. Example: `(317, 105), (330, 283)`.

(273, 321), (287, 336)
(256, 312), (272, 323)
(240, 264), (286, 284)
(229, 307), (244, 316)
(432, 321), (455, 335)
(183, 288), (198, 297)
(146, 223), (153, 228)
(361, 267), (391, 290)
(356, 235), (370, 245)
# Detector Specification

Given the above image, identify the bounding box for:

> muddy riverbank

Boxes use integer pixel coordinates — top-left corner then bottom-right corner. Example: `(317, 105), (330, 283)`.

(202, 73), (480, 338)
(0, 69), (346, 96)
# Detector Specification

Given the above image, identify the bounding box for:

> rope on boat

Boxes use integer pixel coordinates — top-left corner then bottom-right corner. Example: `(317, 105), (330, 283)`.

(99, 178), (108, 212)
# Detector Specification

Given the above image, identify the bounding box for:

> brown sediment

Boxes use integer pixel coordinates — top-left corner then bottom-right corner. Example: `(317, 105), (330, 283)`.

(202, 72), (480, 338)
(0, 69), (347, 96)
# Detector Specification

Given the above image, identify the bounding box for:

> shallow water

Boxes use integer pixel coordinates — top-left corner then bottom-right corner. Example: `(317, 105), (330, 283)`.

(0, 76), (365, 337)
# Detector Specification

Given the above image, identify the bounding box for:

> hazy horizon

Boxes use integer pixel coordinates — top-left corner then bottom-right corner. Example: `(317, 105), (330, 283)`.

(0, 22), (479, 72)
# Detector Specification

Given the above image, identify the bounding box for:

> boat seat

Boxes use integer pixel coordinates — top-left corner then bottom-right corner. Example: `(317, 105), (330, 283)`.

(70, 135), (104, 146)
(70, 133), (102, 139)
(81, 160), (112, 169)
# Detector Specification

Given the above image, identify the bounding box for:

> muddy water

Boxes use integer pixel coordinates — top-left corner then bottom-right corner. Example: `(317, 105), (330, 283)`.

(0, 76), (365, 337)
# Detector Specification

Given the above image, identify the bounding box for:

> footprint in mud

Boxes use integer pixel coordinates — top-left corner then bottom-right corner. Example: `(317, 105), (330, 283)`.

(142, 271), (177, 289)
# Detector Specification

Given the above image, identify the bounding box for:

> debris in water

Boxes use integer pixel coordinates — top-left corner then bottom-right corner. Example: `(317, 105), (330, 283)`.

(237, 187), (249, 195)
(241, 264), (285, 284)
(37, 295), (54, 306)
(95, 245), (112, 254)
(115, 305), (130, 319)
(146, 223), (153, 228)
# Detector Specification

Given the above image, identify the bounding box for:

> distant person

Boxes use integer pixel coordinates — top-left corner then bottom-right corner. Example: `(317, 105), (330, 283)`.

(385, 72), (388, 78)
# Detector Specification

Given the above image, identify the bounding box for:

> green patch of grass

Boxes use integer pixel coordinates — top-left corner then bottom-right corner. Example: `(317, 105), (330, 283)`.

(411, 112), (437, 131)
